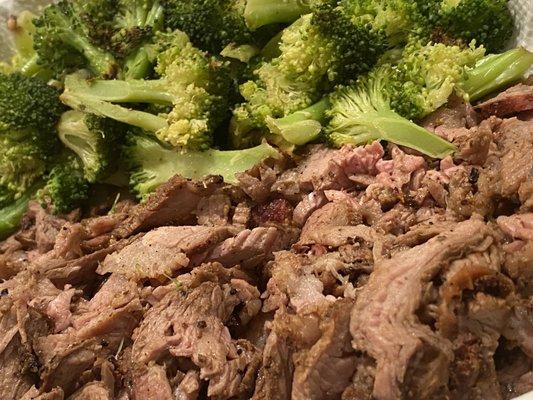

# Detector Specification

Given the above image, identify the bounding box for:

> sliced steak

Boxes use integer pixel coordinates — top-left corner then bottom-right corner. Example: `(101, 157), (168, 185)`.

(113, 175), (223, 238)
(476, 84), (533, 119)
(98, 226), (235, 281)
(497, 214), (533, 241)
(292, 299), (356, 400)
(422, 95), (478, 133)
(132, 364), (173, 400)
(206, 227), (279, 269)
(350, 219), (495, 399)
(131, 280), (260, 399)
(196, 193), (232, 226)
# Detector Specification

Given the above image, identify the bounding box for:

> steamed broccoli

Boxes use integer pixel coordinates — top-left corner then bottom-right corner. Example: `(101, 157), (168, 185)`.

(38, 155), (90, 214)
(435, 0), (513, 53)
(231, 0), (437, 147)
(61, 31), (232, 150)
(0, 73), (64, 205)
(459, 47), (533, 101)
(0, 183), (42, 240)
(391, 44), (533, 120)
(390, 41), (485, 120)
(162, 0), (306, 53)
(0, 73), (67, 236)
(269, 45), (532, 149)
(58, 111), (128, 183)
(125, 134), (281, 200)
(111, 0), (166, 79)
(326, 66), (456, 158)
(33, 0), (119, 78)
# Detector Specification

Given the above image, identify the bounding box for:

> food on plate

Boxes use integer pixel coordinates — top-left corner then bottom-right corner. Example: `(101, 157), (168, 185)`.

(0, 0), (532, 399)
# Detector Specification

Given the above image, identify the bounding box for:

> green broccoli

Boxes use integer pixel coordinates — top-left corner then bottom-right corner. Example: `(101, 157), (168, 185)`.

(230, 15), (336, 147)
(459, 47), (533, 102)
(436, 0), (513, 53)
(33, 0), (119, 78)
(38, 155), (90, 215)
(391, 44), (533, 120)
(58, 111), (128, 183)
(162, 0), (305, 53)
(390, 41), (485, 120)
(0, 73), (66, 236)
(125, 134), (281, 200)
(326, 66), (457, 158)
(0, 73), (65, 204)
(111, 0), (166, 79)
(60, 31), (232, 151)
(231, 0), (436, 147)
(269, 45), (532, 148)
(265, 97), (331, 146)
(0, 183), (42, 240)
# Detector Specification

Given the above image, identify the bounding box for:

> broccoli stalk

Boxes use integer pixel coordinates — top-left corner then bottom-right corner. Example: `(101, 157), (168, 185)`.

(125, 135), (281, 200)
(0, 184), (42, 240)
(460, 47), (533, 102)
(265, 98), (330, 145)
(244, 0), (311, 30)
(326, 66), (456, 159)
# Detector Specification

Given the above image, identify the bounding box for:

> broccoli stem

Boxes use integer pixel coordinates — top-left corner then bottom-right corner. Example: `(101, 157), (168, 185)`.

(461, 47), (533, 102)
(330, 109), (457, 159)
(61, 31), (118, 77)
(266, 98), (330, 145)
(244, 0), (311, 30)
(61, 91), (167, 133)
(129, 136), (281, 198)
(0, 184), (40, 240)
(62, 77), (173, 103)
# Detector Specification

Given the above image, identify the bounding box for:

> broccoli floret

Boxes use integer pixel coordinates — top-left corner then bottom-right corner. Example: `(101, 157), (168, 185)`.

(244, 0), (311, 30)
(60, 31), (232, 151)
(326, 66), (457, 158)
(233, 0), (435, 147)
(0, 73), (64, 204)
(390, 41), (485, 120)
(38, 155), (89, 215)
(162, 0), (303, 53)
(0, 133), (47, 207)
(58, 111), (128, 183)
(436, 0), (513, 53)
(230, 15), (335, 147)
(33, 0), (119, 78)
(391, 44), (533, 120)
(124, 134), (281, 200)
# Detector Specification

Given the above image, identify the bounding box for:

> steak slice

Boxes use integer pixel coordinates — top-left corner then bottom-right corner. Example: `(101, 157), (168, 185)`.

(98, 226), (235, 281)
(350, 219), (495, 399)
(131, 280), (260, 399)
(292, 299), (356, 400)
(113, 175), (223, 238)
(476, 84), (533, 119)
(206, 227), (279, 269)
